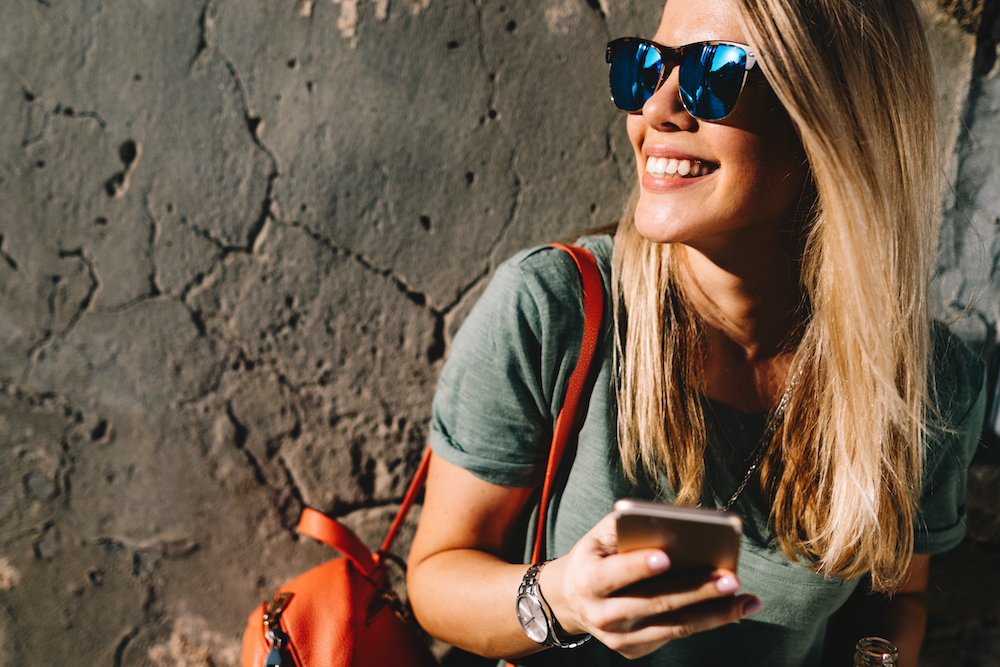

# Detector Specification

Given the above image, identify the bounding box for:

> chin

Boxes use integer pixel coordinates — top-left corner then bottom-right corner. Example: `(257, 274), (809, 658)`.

(633, 196), (690, 245)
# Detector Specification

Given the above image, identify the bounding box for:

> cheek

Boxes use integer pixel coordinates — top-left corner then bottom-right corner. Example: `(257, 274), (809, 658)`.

(754, 135), (807, 213)
(627, 116), (646, 168)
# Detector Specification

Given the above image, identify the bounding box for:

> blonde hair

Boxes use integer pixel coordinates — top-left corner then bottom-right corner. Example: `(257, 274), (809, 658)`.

(613, 0), (938, 592)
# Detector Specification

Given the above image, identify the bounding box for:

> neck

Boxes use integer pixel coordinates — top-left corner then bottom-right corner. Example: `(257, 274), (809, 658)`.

(676, 234), (805, 412)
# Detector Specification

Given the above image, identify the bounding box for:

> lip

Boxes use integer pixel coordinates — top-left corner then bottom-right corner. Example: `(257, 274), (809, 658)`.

(641, 170), (715, 193)
(641, 151), (719, 193)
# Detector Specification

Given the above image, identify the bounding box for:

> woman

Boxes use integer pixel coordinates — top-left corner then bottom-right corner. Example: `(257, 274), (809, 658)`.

(407, 0), (986, 664)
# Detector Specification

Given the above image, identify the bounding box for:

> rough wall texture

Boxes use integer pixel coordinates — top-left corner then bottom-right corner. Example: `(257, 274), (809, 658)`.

(0, 1), (997, 666)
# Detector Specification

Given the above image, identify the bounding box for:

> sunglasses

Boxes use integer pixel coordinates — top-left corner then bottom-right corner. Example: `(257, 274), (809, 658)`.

(606, 38), (758, 121)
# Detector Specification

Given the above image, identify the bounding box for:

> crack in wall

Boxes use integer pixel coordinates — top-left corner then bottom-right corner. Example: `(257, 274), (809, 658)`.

(275, 455), (306, 534)
(187, 0), (281, 255)
(464, 1), (524, 272)
(285, 220), (454, 362)
(469, 0), (500, 126)
(284, 215), (508, 362)
(53, 249), (101, 334)
(190, 0), (215, 68)
(51, 102), (107, 129)
(0, 376), (85, 419)
(485, 167), (523, 265)
(223, 402), (306, 535)
(171, 300), (288, 403)
(1, 376), (87, 518)
(56, 434), (75, 509)
(19, 86), (47, 148)
(0, 234), (20, 270)
(289, 220), (442, 311)
(18, 87), (108, 150)
(104, 139), (140, 199)
(23, 247), (102, 381)
(168, 208), (269, 259)
(142, 193), (165, 299)
(107, 585), (158, 667)
(217, 56), (281, 251)
(111, 625), (141, 667)
(225, 404), (263, 481)
(178, 268), (213, 305)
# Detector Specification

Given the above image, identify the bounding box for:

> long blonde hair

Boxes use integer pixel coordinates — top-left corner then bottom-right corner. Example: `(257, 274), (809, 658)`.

(613, 0), (938, 592)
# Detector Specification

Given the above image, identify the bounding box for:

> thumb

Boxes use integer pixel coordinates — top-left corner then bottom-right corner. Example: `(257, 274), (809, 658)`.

(578, 513), (620, 559)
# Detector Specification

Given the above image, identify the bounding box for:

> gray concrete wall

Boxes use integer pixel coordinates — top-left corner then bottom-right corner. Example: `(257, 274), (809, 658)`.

(0, 1), (997, 665)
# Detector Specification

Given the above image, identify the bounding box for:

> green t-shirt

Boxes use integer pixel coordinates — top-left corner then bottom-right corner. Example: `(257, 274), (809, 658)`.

(429, 236), (986, 666)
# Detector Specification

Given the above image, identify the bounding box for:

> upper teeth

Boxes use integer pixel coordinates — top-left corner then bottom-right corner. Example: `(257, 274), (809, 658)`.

(645, 156), (712, 178)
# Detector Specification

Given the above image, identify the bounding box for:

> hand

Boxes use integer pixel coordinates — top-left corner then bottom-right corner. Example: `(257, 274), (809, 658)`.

(540, 514), (762, 659)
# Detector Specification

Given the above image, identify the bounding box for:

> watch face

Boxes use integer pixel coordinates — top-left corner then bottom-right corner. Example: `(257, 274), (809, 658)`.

(516, 595), (548, 644)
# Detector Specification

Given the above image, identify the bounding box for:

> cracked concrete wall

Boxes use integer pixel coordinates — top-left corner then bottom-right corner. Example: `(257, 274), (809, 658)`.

(0, 0), (998, 665)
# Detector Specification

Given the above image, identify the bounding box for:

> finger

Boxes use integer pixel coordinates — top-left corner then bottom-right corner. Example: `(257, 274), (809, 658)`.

(597, 571), (742, 628)
(638, 593), (762, 635)
(581, 513), (621, 557)
(616, 568), (739, 599)
(586, 547), (673, 598)
(598, 594), (762, 658)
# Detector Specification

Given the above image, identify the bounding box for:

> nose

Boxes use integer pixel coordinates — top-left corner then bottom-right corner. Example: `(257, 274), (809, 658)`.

(640, 66), (697, 132)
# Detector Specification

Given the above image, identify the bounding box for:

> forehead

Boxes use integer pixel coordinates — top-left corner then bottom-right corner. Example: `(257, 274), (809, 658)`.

(654, 0), (746, 46)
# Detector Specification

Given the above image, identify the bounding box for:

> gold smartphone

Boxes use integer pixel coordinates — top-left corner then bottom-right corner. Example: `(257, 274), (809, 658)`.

(613, 499), (742, 574)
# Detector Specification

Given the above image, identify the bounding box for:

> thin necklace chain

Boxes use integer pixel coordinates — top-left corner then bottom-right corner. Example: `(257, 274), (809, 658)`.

(720, 364), (803, 512)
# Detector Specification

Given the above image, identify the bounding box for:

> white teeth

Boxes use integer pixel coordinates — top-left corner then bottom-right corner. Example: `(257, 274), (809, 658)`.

(645, 156), (713, 178)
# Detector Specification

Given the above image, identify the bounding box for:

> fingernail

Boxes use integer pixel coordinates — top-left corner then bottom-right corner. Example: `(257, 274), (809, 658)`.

(715, 576), (740, 594)
(742, 598), (764, 617)
(647, 551), (670, 573)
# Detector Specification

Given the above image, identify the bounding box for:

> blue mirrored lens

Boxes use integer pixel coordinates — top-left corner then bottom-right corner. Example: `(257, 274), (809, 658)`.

(678, 44), (748, 120)
(610, 41), (664, 112)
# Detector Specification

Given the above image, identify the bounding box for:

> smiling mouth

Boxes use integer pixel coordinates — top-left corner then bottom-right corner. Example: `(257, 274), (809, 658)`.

(645, 156), (719, 178)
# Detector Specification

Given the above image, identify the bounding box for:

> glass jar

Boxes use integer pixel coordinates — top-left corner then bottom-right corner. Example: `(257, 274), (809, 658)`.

(853, 637), (898, 666)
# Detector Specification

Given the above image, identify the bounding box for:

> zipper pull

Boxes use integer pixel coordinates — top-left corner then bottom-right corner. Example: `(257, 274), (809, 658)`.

(264, 646), (291, 667)
(261, 593), (294, 667)
(263, 592), (293, 632)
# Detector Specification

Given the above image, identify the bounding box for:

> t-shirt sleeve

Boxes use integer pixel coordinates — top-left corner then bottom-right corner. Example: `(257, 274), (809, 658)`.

(913, 326), (987, 554)
(429, 245), (591, 488)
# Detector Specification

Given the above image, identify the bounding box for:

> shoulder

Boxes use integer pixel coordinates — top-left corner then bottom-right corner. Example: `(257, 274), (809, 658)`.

(428, 235), (614, 487)
(496, 235), (612, 298)
(472, 235), (612, 337)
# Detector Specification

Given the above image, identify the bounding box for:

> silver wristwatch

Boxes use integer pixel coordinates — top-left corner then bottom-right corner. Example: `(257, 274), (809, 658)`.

(515, 561), (592, 649)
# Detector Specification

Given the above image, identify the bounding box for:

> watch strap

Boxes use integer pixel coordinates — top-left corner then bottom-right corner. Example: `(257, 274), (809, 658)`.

(519, 561), (592, 649)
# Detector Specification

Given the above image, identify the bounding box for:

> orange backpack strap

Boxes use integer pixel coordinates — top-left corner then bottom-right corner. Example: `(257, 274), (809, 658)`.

(297, 507), (379, 579)
(380, 447), (432, 554)
(532, 243), (604, 563)
(375, 243), (603, 567)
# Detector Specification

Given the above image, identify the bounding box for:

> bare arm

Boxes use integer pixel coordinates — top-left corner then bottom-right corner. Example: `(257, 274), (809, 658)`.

(407, 453), (762, 660)
(406, 452), (539, 658)
(879, 555), (929, 667)
(825, 555), (929, 667)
